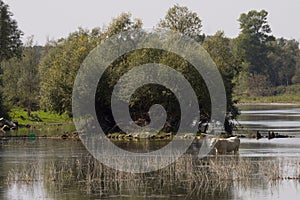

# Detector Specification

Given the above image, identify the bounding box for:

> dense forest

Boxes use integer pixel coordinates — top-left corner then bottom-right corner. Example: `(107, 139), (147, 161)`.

(1, 1), (300, 132)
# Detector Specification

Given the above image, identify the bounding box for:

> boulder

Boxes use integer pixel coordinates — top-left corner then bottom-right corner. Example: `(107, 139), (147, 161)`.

(0, 118), (18, 132)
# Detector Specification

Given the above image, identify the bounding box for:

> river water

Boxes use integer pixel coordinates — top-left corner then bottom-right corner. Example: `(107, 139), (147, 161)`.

(0, 104), (300, 200)
(237, 104), (300, 137)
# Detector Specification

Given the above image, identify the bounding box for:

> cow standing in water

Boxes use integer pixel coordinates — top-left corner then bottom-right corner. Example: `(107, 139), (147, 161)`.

(210, 136), (240, 155)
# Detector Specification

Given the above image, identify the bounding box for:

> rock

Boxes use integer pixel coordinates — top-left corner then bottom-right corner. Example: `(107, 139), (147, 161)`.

(61, 131), (79, 140)
(1, 125), (10, 131)
(0, 118), (19, 131)
(256, 131), (263, 140)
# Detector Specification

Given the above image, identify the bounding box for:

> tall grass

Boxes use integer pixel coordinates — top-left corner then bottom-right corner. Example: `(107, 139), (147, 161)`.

(7, 154), (296, 198)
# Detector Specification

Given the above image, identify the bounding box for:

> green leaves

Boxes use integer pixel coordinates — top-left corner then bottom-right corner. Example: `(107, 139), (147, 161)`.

(239, 10), (271, 39)
(159, 5), (204, 42)
(1, 36), (41, 113)
(39, 29), (96, 114)
(39, 13), (143, 115)
(0, 0), (23, 62)
(236, 10), (274, 74)
(0, 0), (23, 117)
(202, 31), (240, 117)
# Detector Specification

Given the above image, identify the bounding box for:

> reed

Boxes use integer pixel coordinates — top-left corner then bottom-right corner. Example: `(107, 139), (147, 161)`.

(6, 154), (297, 198)
(6, 161), (41, 183)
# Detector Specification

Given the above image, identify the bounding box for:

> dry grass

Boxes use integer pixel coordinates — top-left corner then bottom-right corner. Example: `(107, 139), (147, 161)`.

(6, 154), (299, 198)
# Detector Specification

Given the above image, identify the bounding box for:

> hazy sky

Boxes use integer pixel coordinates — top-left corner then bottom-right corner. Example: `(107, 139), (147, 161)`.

(3, 0), (300, 45)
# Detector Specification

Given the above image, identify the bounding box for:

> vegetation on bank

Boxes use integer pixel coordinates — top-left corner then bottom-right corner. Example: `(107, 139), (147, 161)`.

(1, 1), (300, 133)
(236, 84), (300, 103)
(8, 107), (71, 125)
(1, 107), (74, 138)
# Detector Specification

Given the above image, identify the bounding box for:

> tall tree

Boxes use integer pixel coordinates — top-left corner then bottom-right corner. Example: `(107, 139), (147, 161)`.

(234, 10), (275, 96)
(202, 31), (240, 116)
(0, 0), (23, 62)
(39, 13), (142, 116)
(0, 0), (23, 118)
(2, 36), (42, 116)
(158, 4), (204, 42)
(39, 28), (96, 115)
(235, 10), (274, 75)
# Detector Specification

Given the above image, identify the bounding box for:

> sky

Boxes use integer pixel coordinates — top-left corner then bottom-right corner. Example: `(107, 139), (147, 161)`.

(3, 0), (300, 45)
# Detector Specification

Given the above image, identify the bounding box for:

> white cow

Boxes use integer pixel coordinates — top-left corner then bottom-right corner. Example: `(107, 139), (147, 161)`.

(210, 136), (240, 155)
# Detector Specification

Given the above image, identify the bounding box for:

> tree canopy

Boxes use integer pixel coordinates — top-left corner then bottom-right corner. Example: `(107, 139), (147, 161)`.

(0, 0), (23, 118)
(0, 0), (23, 62)
(158, 5), (204, 42)
(1, 3), (300, 130)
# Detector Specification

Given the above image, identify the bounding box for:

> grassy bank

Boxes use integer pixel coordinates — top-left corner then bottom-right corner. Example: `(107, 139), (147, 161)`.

(236, 84), (300, 104)
(8, 107), (72, 125)
(237, 94), (300, 104)
(2, 107), (75, 137)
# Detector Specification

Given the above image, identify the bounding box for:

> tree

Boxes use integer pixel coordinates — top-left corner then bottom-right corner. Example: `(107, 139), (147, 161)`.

(39, 13), (142, 117)
(0, 0), (23, 62)
(247, 73), (272, 96)
(0, 0), (23, 118)
(39, 28), (96, 115)
(291, 53), (300, 84)
(104, 12), (142, 37)
(158, 5), (204, 42)
(267, 38), (299, 86)
(234, 10), (275, 96)
(2, 36), (42, 116)
(235, 10), (274, 75)
(202, 31), (240, 117)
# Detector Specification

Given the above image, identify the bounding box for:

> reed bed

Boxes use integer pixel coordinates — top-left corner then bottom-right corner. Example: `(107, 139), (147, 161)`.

(6, 154), (299, 198)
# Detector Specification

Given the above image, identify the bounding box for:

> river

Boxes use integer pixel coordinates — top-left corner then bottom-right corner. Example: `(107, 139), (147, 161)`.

(0, 104), (300, 199)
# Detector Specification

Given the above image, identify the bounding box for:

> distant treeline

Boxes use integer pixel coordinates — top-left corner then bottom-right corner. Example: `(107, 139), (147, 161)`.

(1, 2), (300, 132)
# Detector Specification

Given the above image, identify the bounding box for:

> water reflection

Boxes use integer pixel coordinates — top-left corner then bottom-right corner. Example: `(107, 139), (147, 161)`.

(238, 104), (300, 136)
(1, 139), (300, 199)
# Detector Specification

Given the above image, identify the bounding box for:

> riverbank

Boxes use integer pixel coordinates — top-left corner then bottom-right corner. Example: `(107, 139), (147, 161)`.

(235, 84), (300, 104)
(0, 107), (76, 138)
(8, 107), (72, 125)
(236, 95), (300, 104)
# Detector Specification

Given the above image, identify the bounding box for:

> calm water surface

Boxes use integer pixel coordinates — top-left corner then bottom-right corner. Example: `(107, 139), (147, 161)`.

(0, 104), (299, 199)
(238, 104), (300, 137)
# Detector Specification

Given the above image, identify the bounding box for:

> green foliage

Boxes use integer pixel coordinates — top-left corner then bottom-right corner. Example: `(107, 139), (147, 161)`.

(239, 10), (271, 39)
(238, 84), (300, 103)
(267, 38), (299, 86)
(0, 92), (8, 118)
(39, 28), (98, 114)
(39, 13), (142, 116)
(0, 0), (23, 118)
(158, 4), (204, 42)
(245, 73), (272, 96)
(0, 0), (23, 62)
(233, 9), (300, 98)
(104, 12), (142, 37)
(202, 31), (240, 116)
(235, 10), (274, 75)
(2, 36), (41, 113)
(227, 10), (277, 102)
(2, 3), (300, 126)
(8, 107), (71, 125)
